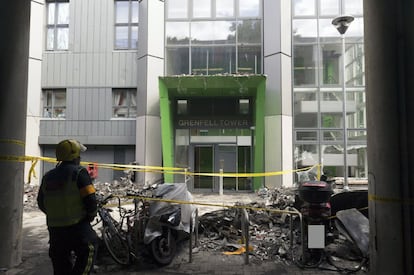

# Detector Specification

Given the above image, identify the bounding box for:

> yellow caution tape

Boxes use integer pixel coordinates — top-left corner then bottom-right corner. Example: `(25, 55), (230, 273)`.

(0, 154), (321, 184)
(0, 139), (25, 147)
(368, 194), (414, 205)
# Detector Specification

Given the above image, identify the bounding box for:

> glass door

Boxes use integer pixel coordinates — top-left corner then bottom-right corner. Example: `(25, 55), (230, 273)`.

(193, 145), (214, 190)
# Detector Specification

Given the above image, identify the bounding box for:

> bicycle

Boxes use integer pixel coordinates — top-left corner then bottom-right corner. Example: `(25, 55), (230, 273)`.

(95, 193), (131, 265)
(96, 182), (193, 266)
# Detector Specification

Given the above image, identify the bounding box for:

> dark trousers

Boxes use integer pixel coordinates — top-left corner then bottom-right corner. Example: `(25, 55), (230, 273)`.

(48, 220), (97, 275)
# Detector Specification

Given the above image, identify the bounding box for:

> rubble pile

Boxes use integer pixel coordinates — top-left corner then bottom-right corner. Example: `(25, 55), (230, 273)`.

(23, 184), (40, 211)
(197, 188), (300, 264)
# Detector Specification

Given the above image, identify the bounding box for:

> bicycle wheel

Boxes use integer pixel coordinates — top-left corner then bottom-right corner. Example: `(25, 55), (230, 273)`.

(102, 224), (130, 265)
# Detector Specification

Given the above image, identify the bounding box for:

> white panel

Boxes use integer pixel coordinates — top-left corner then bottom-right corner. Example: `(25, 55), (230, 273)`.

(280, 0), (292, 56)
(92, 0), (101, 51)
(137, 0), (148, 58)
(281, 115), (293, 187)
(73, 0), (82, 52)
(237, 136), (251, 146)
(72, 53), (80, 85)
(86, 0), (94, 53)
(135, 117), (147, 165)
(67, 51), (74, 84)
(29, 1), (44, 59)
(146, 56), (164, 115)
(137, 56), (148, 115)
(85, 89), (93, 119)
(190, 136), (237, 143)
(104, 0), (113, 53)
(263, 0), (280, 56)
(119, 52), (127, 86)
(60, 53), (68, 86)
(41, 54), (48, 87)
(265, 116), (282, 188)
(281, 54), (292, 116)
(80, 0), (89, 52)
(264, 54), (281, 115)
(147, 0), (165, 58)
(25, 58), (42, 185)
(308, 225), (325, 248)
(112, 52), (119, 86)
(106, 53), (113, 87)
(299, 101), (357, 113)
(48, 54), (55, 85)
(86, 54), (93, 86)
(79, 53), (87, 86)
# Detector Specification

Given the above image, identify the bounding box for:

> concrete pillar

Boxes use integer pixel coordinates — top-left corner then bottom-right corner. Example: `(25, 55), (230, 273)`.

(136, 0), (165, 185)
(365, 1), (414, 274)
(263, 0), (293, 188)
(0, 2), (30, 268)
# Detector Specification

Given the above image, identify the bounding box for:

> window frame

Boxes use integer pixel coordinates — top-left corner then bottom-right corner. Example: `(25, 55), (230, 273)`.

(112, 88), (137, 118)
(114, 0), (139, 50)
(42, 89), (67, 119)
(46, 0), (70, 51)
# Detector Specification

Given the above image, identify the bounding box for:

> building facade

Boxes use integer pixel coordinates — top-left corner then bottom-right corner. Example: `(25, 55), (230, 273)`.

(27, 0), (366, 191)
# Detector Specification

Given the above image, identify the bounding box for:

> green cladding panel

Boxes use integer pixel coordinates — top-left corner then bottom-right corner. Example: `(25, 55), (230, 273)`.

(159, 80), (175, 183)
(159, 75), (266, 190)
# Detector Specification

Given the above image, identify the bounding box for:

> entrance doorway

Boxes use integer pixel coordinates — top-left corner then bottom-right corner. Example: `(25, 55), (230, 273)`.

(191, 144), (251, 192)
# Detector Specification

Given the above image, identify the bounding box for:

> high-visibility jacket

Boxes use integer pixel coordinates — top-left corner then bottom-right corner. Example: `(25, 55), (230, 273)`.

(41, 166), (87, 227)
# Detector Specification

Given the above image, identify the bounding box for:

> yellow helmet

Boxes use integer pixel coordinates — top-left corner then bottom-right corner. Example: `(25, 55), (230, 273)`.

(55, 139), (87, 161)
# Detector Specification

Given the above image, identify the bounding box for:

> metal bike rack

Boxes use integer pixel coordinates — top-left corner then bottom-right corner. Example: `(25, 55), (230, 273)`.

(189, 208), (199, 263)
(240, 208), (250, 265)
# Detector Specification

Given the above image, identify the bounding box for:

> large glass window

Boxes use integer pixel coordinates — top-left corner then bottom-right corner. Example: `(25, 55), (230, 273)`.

(165, 0), (262, 75)
(292, 0), (367, 183)
(294, 45), (317, 86)
(115, 0), (139, 50)
(112, 89), (137, 118)
(43, 89), (66, 118)
(193, 0), (211, 18)
(319, 0), (339, 16)
(191, 46), (236, 75)
(292, 19), (318, 43)
(239, 0), (260, 17)
(321, 44), (341, 85)
(293, 0), (315, 16)
(216, 0), (234, 18)
(191, 21), (236, 45)
(46, 1), (69, 50)
(167, 0), (188, 19)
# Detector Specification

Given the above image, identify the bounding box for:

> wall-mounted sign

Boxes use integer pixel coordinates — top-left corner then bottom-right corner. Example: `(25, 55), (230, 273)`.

(176, 118), (252, 129)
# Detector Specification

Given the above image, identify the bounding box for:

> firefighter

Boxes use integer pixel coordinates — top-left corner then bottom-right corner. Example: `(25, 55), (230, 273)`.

(37, 139), (97, 275)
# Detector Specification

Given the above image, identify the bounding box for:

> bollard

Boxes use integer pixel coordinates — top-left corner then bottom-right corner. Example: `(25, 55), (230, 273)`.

(219, 168), (223, 195)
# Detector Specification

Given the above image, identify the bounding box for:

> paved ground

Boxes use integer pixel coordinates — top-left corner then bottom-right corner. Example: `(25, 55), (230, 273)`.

(4, 193), (367, 275)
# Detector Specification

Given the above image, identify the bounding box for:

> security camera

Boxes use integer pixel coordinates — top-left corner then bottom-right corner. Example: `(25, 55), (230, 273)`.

(332, 15), (355, 35)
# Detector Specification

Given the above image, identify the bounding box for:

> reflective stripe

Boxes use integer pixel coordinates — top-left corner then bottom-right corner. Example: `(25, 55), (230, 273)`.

(82, 243), (95, 275)
(80, 184), (96, 198)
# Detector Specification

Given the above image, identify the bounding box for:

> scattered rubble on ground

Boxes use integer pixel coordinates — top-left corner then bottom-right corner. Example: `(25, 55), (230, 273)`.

(23, 181), (368, 272)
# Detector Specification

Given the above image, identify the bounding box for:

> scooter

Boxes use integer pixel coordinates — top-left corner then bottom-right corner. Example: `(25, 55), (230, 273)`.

(127, 182), (195, 265)
(296, 178), (334, 267)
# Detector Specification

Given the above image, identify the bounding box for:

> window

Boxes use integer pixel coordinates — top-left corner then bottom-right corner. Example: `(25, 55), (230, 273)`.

(165, 0), (262, 76)
(43, 89), (66, 118)
(112, 89), (137, 118)
(115, 0), (139, 50)
(46, 0), (69, 50)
